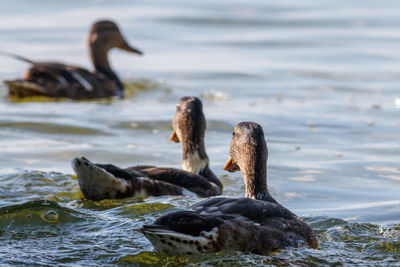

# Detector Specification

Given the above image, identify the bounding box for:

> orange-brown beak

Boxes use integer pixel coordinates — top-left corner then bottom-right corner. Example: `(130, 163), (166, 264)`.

(169, 130), (180, 143)
(116, 32), (143, 55)
(223, 156), (240, 172)
(119, 40), (143, 55)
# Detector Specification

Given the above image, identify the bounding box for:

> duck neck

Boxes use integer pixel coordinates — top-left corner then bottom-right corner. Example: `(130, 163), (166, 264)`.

(182, 141), (208, 175)
(181, 139), (222, 189)
(90, 42), (111, 71)
(242, 159), (275, 202)
(90, 43), (123, 92)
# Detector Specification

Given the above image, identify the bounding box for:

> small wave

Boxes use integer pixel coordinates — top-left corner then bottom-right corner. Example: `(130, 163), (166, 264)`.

(0, 170), (82, 205)
(123, 78), (168, 99)
(111, 120), (172, 131)
(201, 89), (229, 101)
(0, 121), (108, 135)
(0, 199), (86, 227)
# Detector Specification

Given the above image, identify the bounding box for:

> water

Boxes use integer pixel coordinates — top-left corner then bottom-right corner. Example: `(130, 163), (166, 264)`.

(1, 0), (400, 265)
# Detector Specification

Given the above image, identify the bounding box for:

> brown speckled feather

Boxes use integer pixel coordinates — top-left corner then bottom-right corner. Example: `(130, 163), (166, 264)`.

(143, 198), (316, 255)
(192, 197), (317, 250)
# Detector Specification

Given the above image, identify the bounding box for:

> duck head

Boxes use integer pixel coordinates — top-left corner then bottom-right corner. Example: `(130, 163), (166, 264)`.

(169, 96), (209, 174)
(224, 122), (270, 200)
(89, 19), (143, 71)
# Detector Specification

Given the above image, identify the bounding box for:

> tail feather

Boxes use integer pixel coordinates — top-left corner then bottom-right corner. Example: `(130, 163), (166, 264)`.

(71, 157), (129, 200)
(5, 80), (47, 93)
(141, 225), (219, 255)
(0, 51), (35, 64)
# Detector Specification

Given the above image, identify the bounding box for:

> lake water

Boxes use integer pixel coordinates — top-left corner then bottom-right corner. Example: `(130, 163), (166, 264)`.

(1, 0), (400, 265)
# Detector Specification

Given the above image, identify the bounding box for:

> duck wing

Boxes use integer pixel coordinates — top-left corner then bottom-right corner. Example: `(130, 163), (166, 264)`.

(142, 197), (317, 255)
(6, 62), (118, 99)
(191, 197), (294, 221)
(126, 166), (222, 197)
(193, 197), (317, 248)
(72, 157), (214, 200)
(198, 167), (223, 189)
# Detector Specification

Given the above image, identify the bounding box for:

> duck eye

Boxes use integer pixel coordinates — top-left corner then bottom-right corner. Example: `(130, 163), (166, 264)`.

(232, 132), (235, 136)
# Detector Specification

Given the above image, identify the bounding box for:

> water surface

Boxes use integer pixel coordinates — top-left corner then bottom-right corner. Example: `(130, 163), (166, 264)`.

(1, 0), (400, 265)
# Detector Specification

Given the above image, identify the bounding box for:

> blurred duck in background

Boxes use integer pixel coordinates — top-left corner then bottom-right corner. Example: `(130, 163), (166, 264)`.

(72, 96), (222, 200)
(3, 19), (143, 99)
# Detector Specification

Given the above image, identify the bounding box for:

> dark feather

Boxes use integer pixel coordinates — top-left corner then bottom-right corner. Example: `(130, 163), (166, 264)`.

(192, 197), (295, 222)
(143, 197), (317, 254)
(3, 20), (142, 99)
(128, 166), (221, 197)
(0, 51), (35, 64)
(6, 62), (119, 99)
(145, 211), (228, 237)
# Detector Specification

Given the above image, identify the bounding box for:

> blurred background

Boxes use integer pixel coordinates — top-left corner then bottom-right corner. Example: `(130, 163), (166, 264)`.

(0, 0), (400, 265)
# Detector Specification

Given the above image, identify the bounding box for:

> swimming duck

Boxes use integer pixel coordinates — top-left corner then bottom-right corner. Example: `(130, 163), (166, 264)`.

(72, 96), (222, 200)
(3, 19), (142, 99)
(141, 122), (317, 255)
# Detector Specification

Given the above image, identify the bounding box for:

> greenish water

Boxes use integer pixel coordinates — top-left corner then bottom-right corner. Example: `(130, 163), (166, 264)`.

(1, 0), (400, 265)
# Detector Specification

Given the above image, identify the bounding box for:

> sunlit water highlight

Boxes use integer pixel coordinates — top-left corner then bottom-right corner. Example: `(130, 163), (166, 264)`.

(1, 0), (400, 265)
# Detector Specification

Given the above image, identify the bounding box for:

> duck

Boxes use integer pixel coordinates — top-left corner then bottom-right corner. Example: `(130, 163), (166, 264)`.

(141, 121), (318, 255)
(71, 96), (222, 200)
(3, 19), (143, 99)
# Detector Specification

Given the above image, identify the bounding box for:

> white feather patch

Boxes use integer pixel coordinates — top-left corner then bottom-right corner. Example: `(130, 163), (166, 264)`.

(182, 151), (208, 174)
(143, 227), (219, 255)
(69, 72), (93, 91)
(55, 75), (68, 87)
(71, 157), (129, 199)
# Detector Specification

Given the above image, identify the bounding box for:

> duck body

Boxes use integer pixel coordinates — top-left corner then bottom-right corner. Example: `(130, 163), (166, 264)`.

(72, 157), (221, 200)
(128, 165), (221, 196)
(6, 62), (123, 99)
(4, 20), (143, 99)
(141, 122), (317, 255)
(72, 96), (222, 200)
(142, 197), (317, 255)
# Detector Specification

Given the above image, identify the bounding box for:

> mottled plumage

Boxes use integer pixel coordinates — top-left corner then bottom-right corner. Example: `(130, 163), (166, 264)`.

(72, 96), (222, 200)
(4, 20), (143, 99)
(141, 122), (318, 255)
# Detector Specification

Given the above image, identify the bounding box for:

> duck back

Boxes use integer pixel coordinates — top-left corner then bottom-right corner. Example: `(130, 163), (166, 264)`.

(6, 62), (120, 99)
(142, 197), (317, 255)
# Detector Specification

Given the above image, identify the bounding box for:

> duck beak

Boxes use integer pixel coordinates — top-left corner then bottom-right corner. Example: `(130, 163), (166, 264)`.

(223, 157), (240, 172)
(169, 130), (180, 143)
(120, 42), (143, 55)
(119, 38), (143, 55)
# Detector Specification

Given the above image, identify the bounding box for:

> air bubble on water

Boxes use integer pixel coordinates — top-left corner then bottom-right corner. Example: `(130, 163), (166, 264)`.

(44, 210), (59, 223)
